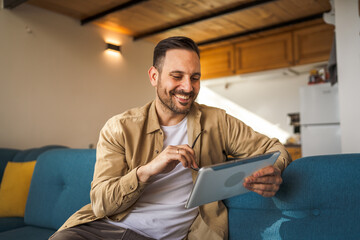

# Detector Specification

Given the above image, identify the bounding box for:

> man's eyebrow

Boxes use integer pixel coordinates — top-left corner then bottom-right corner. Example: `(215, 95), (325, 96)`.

(169, 71), (201, 77)
(169, 71), (184, 75)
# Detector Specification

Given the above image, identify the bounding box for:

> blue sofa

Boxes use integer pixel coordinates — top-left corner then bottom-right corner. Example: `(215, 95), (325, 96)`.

(0, 147), (359, 239)
(224, 153), (360, 240)
(0, 147), (96, 240)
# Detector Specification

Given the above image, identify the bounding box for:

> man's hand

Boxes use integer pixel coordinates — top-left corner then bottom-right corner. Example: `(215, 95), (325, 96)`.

(137, 144), (198, 183)
(243, 165), (282, 197)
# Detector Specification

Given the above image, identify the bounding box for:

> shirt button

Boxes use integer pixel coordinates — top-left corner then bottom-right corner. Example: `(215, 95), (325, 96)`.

(159, 132), (162, 135)
(155, 150), (159, 154)
(130, 186), (134, 190)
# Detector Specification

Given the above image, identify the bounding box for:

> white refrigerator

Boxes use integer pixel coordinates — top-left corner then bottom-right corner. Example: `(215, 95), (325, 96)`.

(300, 83), (341, 157)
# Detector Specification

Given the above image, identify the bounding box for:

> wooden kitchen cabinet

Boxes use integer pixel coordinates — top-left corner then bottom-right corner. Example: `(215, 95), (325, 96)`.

(285, 144), (302, 161)
(199, 22), (334, 80)
(293, 24), (335, 65)
(200, 44), (235, 80)
(235, 32), (293, 74)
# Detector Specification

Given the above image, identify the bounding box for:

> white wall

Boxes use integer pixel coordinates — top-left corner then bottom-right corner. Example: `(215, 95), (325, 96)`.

(0, 3), (155, 149)
(334, 0), (360, 153)
(198, 65), (316, 143)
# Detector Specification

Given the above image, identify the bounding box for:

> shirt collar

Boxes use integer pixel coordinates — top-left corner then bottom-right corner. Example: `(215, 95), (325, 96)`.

(145, 101), (202, 134)
(146, 101), (161, 134)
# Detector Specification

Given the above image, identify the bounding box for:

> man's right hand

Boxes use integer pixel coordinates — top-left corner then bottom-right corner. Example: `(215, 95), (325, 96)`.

(137, 144), (198, 183)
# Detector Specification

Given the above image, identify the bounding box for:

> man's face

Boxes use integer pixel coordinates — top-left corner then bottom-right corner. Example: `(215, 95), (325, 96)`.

(153, 49), (201, 115)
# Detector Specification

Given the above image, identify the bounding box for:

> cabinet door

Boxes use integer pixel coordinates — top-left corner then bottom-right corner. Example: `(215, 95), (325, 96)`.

(235, 32), (293, 74)
(293, 24), (334, 65)
(285, 145), (302, 161)
(200, 45), (235, 80)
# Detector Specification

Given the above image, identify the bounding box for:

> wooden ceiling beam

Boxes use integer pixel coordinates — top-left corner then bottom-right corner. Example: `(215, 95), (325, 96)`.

(81, 0), (149, 25)
(133, 0), (277, 41)
(3, 0), (28, 9)
(197, 13), (325, 46)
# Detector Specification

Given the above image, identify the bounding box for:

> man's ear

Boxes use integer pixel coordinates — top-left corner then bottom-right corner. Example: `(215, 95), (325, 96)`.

(148, 66), (159, 87)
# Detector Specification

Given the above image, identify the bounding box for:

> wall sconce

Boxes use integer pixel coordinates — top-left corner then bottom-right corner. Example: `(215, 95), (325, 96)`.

(106, 43), (121, 53)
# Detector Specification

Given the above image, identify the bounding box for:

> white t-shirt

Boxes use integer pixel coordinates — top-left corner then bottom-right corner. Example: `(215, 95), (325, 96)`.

(106, 117), (198, 240)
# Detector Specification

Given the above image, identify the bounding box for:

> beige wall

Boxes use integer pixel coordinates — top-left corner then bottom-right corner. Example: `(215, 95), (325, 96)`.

(0, 3), (155, 149)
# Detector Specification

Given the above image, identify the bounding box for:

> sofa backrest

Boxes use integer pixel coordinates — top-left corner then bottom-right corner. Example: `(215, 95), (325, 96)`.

(0, 148), (19, 181)
(0, 146), (67, 182)
(24, 149), (96, 230)
(224, 154), (360, 240)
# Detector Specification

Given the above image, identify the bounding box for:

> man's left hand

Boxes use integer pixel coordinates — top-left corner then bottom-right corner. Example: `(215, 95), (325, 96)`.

(243, 166), (282, 197)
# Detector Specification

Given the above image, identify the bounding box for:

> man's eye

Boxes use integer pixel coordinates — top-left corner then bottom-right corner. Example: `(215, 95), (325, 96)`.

(191, 77), (200, 81)
(172, 75), (182, 80)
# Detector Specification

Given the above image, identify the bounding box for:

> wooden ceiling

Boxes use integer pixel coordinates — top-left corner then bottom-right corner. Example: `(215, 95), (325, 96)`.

(24, 0), (331, 47)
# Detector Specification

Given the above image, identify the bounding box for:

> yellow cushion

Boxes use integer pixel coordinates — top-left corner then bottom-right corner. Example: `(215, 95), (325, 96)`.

(0, 161), (36, 217)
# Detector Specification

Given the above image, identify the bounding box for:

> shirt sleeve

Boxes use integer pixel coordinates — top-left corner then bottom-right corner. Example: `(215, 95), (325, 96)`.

(224, 113), (292, 172)
(90, 118), (148, 218)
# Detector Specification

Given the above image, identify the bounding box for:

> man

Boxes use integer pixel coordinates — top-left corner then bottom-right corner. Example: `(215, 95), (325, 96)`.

(51, 36), (291, 240)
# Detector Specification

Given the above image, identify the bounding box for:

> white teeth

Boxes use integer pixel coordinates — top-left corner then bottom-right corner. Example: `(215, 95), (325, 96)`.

(176, 94), (189, 100)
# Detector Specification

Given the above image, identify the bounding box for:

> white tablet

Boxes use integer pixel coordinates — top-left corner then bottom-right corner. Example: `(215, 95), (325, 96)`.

(185, 151), (280, 209)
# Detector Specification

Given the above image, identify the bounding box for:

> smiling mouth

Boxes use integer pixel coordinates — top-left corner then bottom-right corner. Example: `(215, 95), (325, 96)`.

(175, 94), (190, 100)
(174, 94), (191, 106)
(171, 90), (194, 105)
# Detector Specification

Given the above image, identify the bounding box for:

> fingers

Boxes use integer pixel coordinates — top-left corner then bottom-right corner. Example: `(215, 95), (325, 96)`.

(243, 166), (282, 197)
(243, 181), (280, 197)
(243, 180), (280, 192)
(172, 145), (198, 169)
(245, 175), (283, 185)
(251, 189), (278, 198)
(139, 144), (198, 181)
(251, 165), (280, 178)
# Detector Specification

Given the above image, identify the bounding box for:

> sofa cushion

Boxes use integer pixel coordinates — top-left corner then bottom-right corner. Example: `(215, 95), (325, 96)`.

(0, 226), (55, 240)
(0, 217), (25, 232)
(224, 154), (360, 240)
(24, 149), (96, 230)
(0, 161), (36, 217)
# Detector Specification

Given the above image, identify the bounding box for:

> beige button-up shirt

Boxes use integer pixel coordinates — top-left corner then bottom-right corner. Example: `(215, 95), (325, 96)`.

(57, 101), (291, 239)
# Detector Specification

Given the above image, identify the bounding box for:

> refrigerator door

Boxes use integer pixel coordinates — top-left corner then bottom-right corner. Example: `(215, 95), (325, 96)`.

(301, 124), (341, 157)
(300, 83), (339, 125)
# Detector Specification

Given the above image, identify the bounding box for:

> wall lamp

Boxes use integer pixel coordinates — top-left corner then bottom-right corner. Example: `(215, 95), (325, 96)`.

(106, 43), (121, 53)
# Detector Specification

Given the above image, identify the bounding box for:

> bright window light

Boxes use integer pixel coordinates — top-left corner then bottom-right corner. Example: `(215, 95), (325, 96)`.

(197, 86), (290, 143)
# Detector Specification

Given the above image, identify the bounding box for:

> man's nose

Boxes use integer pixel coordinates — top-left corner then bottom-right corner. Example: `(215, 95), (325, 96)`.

(180, 77), (193, 92)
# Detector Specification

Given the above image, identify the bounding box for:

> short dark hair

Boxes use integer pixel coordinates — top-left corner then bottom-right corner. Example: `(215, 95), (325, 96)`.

(153, 36), (200, 73)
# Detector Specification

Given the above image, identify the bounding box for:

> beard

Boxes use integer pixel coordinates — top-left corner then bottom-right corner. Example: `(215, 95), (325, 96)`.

(157, 78), (196, 115)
